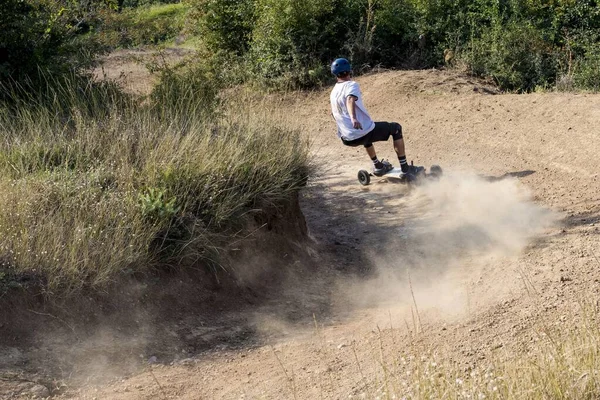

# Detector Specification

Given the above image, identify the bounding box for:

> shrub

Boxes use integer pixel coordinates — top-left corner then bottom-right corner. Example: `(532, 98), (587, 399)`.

(248, 0), (341, 89)
(465, 21), (558, 91)
(185, 0), (600, 91)
(573, 42), (600, 91)
(0, 0), (106, 89)
(370, 0), (420, 67)
(189, 0), (256, 55)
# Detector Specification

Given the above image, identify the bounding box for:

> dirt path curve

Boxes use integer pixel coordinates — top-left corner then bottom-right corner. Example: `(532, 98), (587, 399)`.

(59, 70), (600, 399)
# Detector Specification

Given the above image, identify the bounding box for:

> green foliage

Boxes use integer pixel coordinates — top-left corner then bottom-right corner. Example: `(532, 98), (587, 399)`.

(248, 0), (339, 88)
(121, 0), (180, 8)
(183, 0), (600, 91)
(137, 2), (186, 20)
(466, 21), (558, 91)
(369, 0), (420, 67)
(573, 42), (600, 91)
(139, 188), (180, 220)
(98, 3), (189, 48)
(0, 0), (108, 88)
(190, 0), (256, 55)
(5, 0), (600, 92)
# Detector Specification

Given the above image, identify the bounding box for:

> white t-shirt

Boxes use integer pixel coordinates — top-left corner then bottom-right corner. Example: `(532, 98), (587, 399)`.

(330, 80), (375, 141)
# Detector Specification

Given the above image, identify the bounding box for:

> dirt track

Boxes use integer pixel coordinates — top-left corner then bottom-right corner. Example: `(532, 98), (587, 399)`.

(6, 70), (600, 399)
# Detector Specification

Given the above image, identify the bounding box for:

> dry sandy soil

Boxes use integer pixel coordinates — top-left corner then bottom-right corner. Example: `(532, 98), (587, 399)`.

(2, 65), (600, 399)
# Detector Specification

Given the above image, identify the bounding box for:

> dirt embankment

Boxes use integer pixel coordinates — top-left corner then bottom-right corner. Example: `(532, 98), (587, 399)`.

(2, 68), (599, 399)
(0, 193), (320, 399)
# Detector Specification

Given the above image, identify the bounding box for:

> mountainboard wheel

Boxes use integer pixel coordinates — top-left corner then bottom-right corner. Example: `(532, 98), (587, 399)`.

(358, 170), (371, 186)
(429, 165), (443, 178)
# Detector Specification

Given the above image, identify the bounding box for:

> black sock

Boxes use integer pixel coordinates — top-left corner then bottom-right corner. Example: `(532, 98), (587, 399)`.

(398, 155), (408, 173)
(371, 156), (383, 169)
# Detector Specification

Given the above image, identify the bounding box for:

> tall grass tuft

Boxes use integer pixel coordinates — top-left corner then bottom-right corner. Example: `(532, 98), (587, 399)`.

(0, 73), (309, 295)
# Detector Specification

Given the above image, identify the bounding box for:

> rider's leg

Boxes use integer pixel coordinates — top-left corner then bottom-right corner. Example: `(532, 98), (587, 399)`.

(365, 144), (383, 169)
(393, 138), (406, 158)
(365, 144), (376, 159)
(391, 123), (409, 173)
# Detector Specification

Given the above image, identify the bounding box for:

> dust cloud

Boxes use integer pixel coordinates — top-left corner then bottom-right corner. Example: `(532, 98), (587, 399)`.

(5, 173), (558, 392)
(336, 172), (559, 319)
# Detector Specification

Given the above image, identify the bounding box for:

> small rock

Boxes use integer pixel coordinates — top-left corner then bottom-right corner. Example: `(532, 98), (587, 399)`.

(148, 356), (158, 364)
(30, 384), (50, 398)
(337, 343), (347, 349)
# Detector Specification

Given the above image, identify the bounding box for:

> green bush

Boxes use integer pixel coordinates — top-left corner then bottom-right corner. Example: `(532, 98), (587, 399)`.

(370, 0), (420, 67)
(465, 21), (558, 91)
(247, 0), (341, 89)
(0, 0), (106, 89)
(189, 0), (256, 55)
(574, 42), (600, 91)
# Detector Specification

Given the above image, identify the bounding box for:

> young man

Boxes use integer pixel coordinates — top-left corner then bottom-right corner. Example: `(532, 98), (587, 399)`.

(330, 58), (419, 179)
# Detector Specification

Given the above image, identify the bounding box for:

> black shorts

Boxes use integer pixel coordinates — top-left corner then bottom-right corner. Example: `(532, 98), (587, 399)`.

(341, 122), (402, 148)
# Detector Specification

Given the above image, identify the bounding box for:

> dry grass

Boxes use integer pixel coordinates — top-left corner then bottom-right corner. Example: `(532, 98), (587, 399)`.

(337, 301), (600, 399)
(0, 75), (309, 294)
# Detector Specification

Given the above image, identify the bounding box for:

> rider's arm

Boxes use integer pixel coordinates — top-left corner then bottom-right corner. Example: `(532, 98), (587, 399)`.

(346, 95), (362, 129)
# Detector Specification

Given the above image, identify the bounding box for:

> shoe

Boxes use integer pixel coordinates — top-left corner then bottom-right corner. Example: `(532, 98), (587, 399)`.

(406, 164), (426, 175)
(397, 171), (414, 183)
(373, 160), (394, 176)
(399, 164), (425, 182)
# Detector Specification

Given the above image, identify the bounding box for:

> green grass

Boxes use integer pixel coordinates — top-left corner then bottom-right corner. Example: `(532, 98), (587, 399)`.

(0, 73), (309, 294)
(135, 3), (188, 22)
(98, 2), (190, 48)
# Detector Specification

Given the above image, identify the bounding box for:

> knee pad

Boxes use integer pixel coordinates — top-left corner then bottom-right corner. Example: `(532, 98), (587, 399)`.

(391, 123), (403, 140)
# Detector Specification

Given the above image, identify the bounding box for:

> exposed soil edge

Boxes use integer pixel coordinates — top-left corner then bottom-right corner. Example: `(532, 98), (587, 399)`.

(0, 192), (315, 391)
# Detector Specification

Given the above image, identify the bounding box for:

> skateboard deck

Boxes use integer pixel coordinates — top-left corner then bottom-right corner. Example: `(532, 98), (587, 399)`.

(357, 165), (442, 186)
